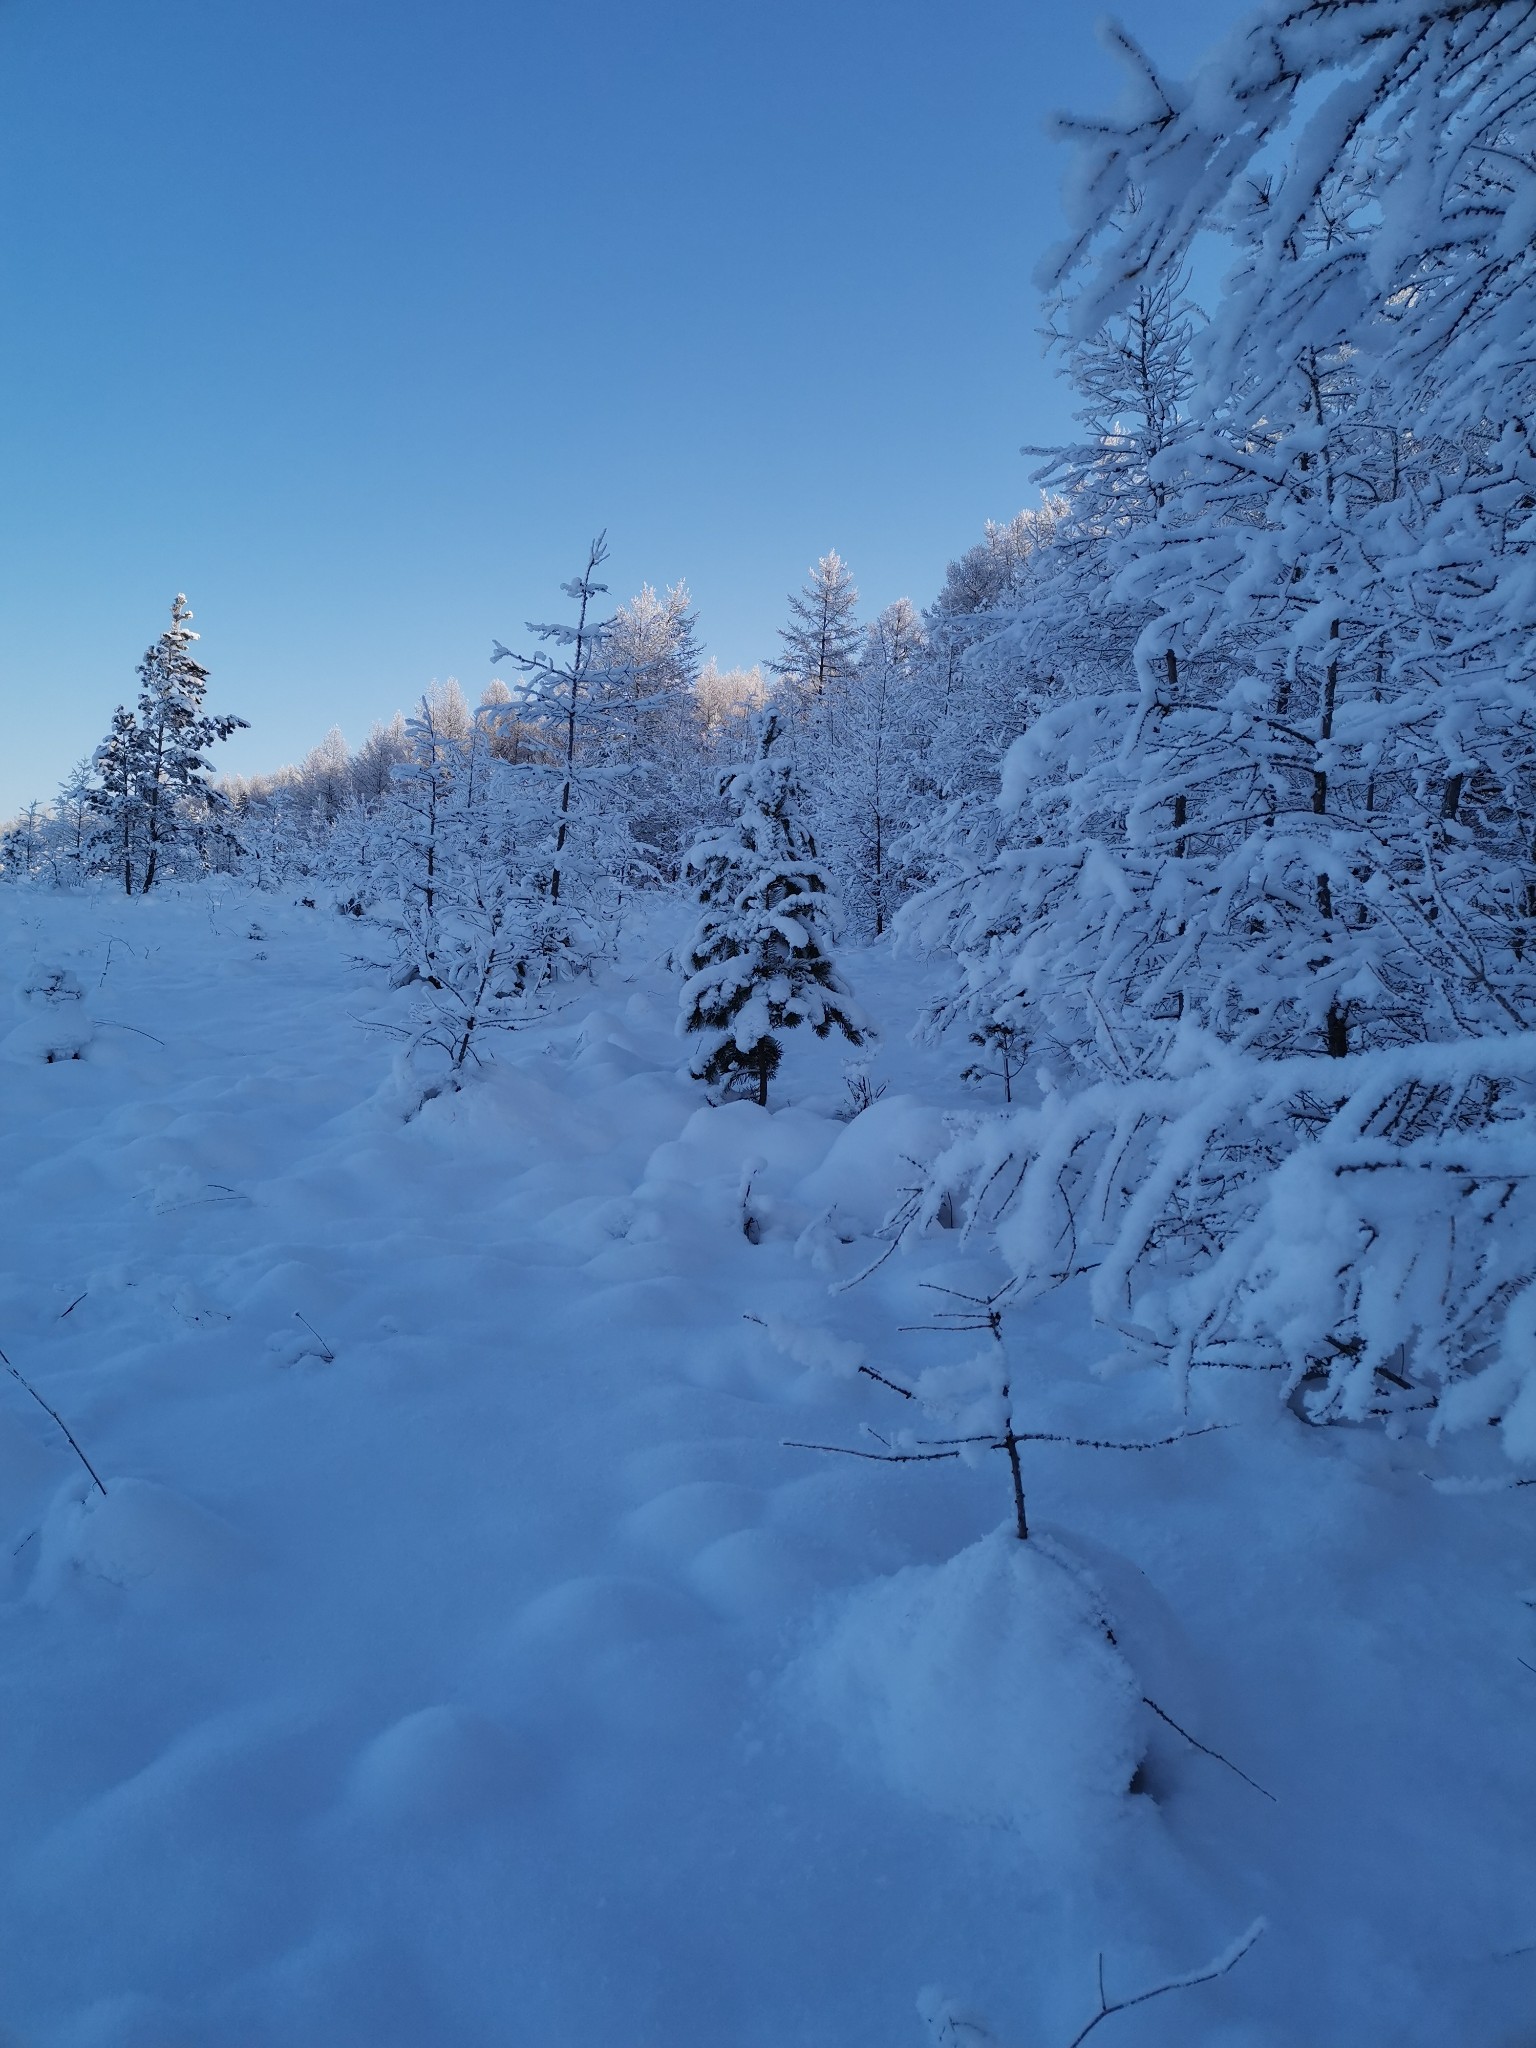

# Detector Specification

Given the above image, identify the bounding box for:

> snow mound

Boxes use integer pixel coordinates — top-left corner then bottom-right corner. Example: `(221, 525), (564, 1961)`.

(796, 1094), (951, 1235)
(795, 1530), (1141, 1839)
(350, 1706), (526, 1825)
(512, 1572), (707, 1648)
(29, 1477), (246, 1599)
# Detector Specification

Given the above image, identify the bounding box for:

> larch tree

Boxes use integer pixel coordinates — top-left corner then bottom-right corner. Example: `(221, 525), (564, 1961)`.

(821, 596), (928, 938)
(771, 550), (862, 746)
(908, 0), (1536, 1462)
(489, 536), (630, 983)
(602, 579), (704, 879)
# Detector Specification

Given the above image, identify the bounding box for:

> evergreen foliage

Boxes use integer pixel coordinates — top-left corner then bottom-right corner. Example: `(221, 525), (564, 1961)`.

(84, 596), (248, 894)
(680, 710), (865, 1106)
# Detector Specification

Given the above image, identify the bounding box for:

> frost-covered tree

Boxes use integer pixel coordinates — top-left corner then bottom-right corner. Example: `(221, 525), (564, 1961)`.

(488, 537), (633, 978)
(351, 714), (413, 804)
(771, 550), (861, 742)
(387, 709), (557, 1078)
(602, 579), (704, 876)
(1031, 0), (1536, 1060)
(476, 680), (543, 768)
(87, 596), (248, 895)
(50, 761), (96, 886)
(694, 661), (766, 744)
(818, 597), (928, 937)
(294, 727), (354, 827)
(0, 801), (46, 880)
(903, 0), (1536, 1462)
(904, 505), (1066, 824)
(388, 686), (468, 982)
(680, 710), (865, 1106)
(494, 538), (612, 903)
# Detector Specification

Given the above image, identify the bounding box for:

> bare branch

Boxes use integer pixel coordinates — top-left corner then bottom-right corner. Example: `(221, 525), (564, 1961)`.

(1064, 1919), (1267, 2048)
(782, 1438), (962, 1464)
(1141, 1696), (1277, 1801)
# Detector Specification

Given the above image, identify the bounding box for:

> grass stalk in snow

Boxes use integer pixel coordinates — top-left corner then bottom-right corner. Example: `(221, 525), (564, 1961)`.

(0, 1342), (108, 1497)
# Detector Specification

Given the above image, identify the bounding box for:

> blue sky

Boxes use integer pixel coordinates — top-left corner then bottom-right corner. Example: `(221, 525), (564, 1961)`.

(0, 0), (1237, 816)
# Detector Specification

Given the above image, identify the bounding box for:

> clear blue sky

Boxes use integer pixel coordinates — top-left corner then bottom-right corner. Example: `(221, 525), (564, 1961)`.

(0, 0), (1236, 816)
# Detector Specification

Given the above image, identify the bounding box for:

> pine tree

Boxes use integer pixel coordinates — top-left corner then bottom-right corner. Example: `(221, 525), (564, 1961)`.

(87, 595), (248, 894)
(679, 710), (866, 1107)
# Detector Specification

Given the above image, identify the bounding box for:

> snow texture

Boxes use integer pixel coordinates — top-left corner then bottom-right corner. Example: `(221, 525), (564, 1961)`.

(0, 883), (1530, 2047)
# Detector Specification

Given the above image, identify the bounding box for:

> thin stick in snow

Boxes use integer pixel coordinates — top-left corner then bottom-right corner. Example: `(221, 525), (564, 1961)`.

(1140, 1696), (1278, 1802)
(95, 1019), (168, 1047)
(0, 1344), (108, 1497)
(293, 1313), (337, 1363)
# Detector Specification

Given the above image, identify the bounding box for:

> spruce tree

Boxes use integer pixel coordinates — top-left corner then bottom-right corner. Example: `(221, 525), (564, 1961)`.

(679, 710), (865, 1107)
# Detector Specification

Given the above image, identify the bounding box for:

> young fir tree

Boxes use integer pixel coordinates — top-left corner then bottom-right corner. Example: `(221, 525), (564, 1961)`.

(679, 710), (866, 1107)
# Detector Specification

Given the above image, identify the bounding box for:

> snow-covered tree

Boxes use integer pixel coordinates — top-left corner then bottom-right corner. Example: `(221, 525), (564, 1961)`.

(602, 579), (704, 877)
(679, 709), (866, 1107)
(482, 537), (641, 983)
(87, 596), (248, 895)
(771, 550), (861, 742)
(49, 761), (96, 886)
(989, 2), (1535, 1074)
(293, 727), (354, 827)
(388, 685), (469, 984)
(901, 0), (1536, 1462)
(350, 715), (413, 804)
(0, 801), (46, 880)
(387, 708), (559, 1078)
(694, 661), (766, 744)
(817, 597), (928, 937)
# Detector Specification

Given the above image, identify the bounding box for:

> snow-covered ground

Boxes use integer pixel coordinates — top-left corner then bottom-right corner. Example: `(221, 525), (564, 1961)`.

(0, 883), (1532, 2047)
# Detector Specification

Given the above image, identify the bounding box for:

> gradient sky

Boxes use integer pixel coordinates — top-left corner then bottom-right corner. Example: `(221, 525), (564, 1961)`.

(0, 0), (1238, 817)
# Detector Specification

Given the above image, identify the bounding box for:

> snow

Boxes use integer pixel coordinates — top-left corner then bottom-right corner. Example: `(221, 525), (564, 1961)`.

(794, 1529), (1141, 1836)
(1, 882), (1534, 2045)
